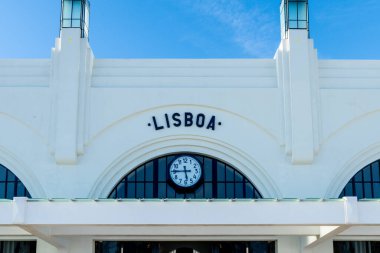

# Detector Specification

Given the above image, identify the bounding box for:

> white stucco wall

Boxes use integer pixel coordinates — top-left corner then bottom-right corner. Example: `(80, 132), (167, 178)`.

(0, 30), (380, 201)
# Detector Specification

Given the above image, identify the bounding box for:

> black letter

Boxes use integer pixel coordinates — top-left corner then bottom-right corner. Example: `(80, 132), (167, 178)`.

(172, 113), (181, 127)
(196, 113), (205, 127)
(165, 113), (170, 128)
(152, 116), (164, 130)
(206, 116), (216, 131)
(185, 112), (193, 127)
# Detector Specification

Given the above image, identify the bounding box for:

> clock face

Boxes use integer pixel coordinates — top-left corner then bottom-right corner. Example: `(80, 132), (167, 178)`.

(169, 155), (202, 188)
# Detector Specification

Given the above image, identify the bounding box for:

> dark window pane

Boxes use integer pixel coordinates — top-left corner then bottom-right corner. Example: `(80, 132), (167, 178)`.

(235, 183), (244, 198)
(167, 185), (175, 198)
(235, 172), (243, 182)
(7, 171), (16, 181)
(373, 162), (380, 181)
(226, 166), (234, 182)
(374, 183), (380, 198)
(344, 183), (353, 196)
(354, 171), (363, 182)
(158, 183), (166, 198)
(145, 162), (154, 181)
(145, 183), (153, 198)
(16, 183), (26, 197)
(6, 182), (15, 199)
(195, 185), (204, 198)
(116, 182), (125, 198)
(246, 183), (254, 198)
(363, 166), (371, 181)
(226, 183), (234, 198)
(364, 183), (372, 198)
(355, 183), (363, 199)
(0, 166), (6, 181)
(0, 182), (5, 198)
(136, 167), (144, 181)
(127, 183), (135, 198)
(204, 183), (213, 199)
(217, 162), (225, 181)
(203, 158), (212, 181)
(217, 183), (225, 198)
(158, 158), (166, 181)
(109, 190), (116, 199)
(127, 171), (135, 182)
(136, 183), (144, 198)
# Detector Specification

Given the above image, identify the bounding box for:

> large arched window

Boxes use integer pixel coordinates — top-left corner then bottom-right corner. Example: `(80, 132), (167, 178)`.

(339, 159), (380, 199)
(0, 164), (31, 199)
(109, 154), (262, 199)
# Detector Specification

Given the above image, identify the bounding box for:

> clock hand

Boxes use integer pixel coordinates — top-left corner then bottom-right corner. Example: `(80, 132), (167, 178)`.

(172, 170), (191, 173)
(183, 166), (188, 179)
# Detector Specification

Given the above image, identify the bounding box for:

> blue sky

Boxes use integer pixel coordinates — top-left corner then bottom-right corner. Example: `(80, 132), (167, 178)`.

(0, 0), (379, 59)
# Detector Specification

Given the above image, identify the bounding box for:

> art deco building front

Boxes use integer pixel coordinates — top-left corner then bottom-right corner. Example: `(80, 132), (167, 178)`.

(0, 0), (380, 253)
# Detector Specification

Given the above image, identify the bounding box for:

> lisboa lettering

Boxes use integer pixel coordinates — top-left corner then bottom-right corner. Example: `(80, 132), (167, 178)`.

(148, 112), (222, 131)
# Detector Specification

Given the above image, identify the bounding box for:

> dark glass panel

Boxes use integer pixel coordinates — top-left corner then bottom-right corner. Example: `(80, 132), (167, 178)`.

(145, 183), (153, 198)
(167, 185), (176, 198)
(7, 171), (16, 181)
(0, 166), (6, 181)
(364, 183), (372, 198)
(235, 171), (243, 182)
(354, 170), (363, 181)
(136, 183), (144, 198)
(127, 183), (135, 198)
(6, 182), (14, 199)
(203, 158), (212, 181)
(246, 183), (254, 198)
(226, 166), (234, 182)
(371, 242), (380, 252)
(158, 158), (166, 181)
(127, 171), (135, 182)
(226, 183), (234, 199)
(0, 182), (5, 198)
(374, 183), (380, 198)
(355, 183), (363, 199)
(95, 241), (275, 253)
(145, 162), (154, 181)
(235, 183), (244, 198)
(344, 183), (353, 196)
(176, 192), (184, 199)
(363, 166), (371, 181)
(217, 183), (225, 198)
(254, 189), (262, 198)
(16, 183), (26, 197)
(136, 166), (144, 181)
(195, 185), (204, 198)
(372, 162), (380, 181)
(158, 183), (166, 198)
(109, 189), (116, 199)
(204, 183), (213, 199)
(116, 181), (125, 198)
(217, 162), (225, 181)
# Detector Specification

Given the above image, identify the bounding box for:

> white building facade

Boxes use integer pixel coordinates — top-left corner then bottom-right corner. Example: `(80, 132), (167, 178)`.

(0, 0), (380, 252)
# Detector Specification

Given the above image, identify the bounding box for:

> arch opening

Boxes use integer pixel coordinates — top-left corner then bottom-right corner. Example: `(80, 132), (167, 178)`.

(0, 164), (31, 199)
(339, 159), (380, 199)
(108, 153), (262, 199)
